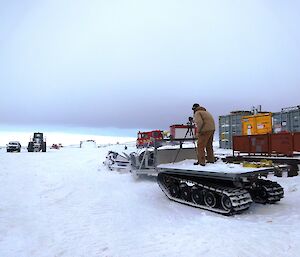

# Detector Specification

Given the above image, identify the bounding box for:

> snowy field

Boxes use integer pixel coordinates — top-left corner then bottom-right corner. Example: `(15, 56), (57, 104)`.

(0, 145), (300, 257)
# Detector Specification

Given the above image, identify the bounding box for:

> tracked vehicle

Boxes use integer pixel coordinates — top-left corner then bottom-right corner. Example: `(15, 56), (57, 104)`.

(136, 141), (287, 215)
(157, 161), (285, 215)
(27, 132), (46, 152)
(105, 138), (288, 215)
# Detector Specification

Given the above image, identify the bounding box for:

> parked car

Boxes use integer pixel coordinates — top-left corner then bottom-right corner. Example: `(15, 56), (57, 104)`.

(6, 141), (21, 152)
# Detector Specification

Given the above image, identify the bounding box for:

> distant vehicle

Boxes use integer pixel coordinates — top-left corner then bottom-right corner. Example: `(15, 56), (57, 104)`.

(80, 140), (96, 148)
(51, 144), (60, 149)
(6, 141), (21, 152)
(136, 130), (164, 148)
(27, 132), (47, 152)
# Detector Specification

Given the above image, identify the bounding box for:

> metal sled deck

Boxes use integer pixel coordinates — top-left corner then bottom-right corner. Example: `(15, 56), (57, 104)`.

(157, 163), (276, 180)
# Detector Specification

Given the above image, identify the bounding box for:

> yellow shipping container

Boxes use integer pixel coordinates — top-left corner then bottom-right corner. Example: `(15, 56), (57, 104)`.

(242, 113), (272, 135)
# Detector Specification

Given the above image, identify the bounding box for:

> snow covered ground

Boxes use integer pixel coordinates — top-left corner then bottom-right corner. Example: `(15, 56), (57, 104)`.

(0, 145), (300, 257)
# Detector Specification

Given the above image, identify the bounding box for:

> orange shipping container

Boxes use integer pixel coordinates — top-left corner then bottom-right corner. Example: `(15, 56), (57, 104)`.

(242, 113), (272, 135)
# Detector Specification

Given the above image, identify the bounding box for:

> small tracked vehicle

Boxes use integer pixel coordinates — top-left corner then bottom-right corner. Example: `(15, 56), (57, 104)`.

(157, 161), (285, 215)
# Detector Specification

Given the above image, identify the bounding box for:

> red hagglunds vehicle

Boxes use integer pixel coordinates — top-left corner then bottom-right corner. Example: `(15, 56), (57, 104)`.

(136, 130), (164, 148)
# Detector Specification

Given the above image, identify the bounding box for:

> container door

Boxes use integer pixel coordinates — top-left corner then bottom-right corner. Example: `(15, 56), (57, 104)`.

(249, 134), (269, 154)
(281, 112), (289, 132)
(219, 116), (231, 148)
(242, 116), (256, 135)
(256, 113), (272, 135)
(293, 132), (300, 152)
(290, 110), (300, 132)
(270, 133), (293, 156)
(233, 135), (250, 153)
(272, 112), (282, 133)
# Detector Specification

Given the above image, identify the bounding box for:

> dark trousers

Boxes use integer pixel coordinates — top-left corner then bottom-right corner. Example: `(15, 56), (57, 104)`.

(197, 131), (215, 165)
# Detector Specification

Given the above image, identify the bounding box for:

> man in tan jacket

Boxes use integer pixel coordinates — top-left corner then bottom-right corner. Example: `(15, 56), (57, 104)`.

(192, 103), (215, 166)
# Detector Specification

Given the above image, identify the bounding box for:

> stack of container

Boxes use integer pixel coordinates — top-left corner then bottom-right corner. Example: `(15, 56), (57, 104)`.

(272, 106), (300, 133)
(219, 111), (251, 149)
(218, 105), (300, 149)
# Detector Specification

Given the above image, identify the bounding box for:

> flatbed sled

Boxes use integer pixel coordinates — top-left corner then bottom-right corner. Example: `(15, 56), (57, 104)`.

(157, 160), (284, 215)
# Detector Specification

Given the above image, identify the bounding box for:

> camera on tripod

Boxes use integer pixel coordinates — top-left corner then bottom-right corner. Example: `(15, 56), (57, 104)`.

(188, 116), (193, 123)
(172, 116), (197, 163)
(185, 117), (195, 136)
(187, 117), (194, 129)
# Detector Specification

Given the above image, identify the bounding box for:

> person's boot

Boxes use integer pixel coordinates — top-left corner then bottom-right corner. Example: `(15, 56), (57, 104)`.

(194, 161), (205, 166)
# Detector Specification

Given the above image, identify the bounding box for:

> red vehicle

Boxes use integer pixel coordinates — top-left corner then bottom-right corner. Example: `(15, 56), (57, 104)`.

(136, 130), (163, 148)
(51, 144), (60, 149)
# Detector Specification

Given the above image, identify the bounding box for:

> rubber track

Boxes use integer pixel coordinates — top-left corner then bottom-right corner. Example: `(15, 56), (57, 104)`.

(157, 173), (252, 215)
(252, 179), (284, 204)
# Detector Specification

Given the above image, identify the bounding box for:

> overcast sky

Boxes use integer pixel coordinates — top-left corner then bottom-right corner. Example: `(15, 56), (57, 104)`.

(1, 0), (299, 136)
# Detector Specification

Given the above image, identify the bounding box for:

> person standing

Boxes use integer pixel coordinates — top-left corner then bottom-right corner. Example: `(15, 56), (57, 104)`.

(192, 103), (215, 166)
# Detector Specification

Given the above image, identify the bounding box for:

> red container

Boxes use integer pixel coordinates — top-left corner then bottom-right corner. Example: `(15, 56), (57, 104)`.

(233, 135), (250, 153)
(249, 134), (269, 154)
(270, 133), (293, 156)
(170, 124), (197, 139)
(233, 133), (299, 156)
(294, 132), (300, 152)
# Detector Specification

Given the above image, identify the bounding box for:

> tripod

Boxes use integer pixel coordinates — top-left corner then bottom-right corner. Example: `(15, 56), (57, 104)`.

(173, 119), (198, 163)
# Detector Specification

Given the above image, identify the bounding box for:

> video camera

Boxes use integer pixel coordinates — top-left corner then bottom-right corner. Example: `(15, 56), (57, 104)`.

(187, 117), (194, 129)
